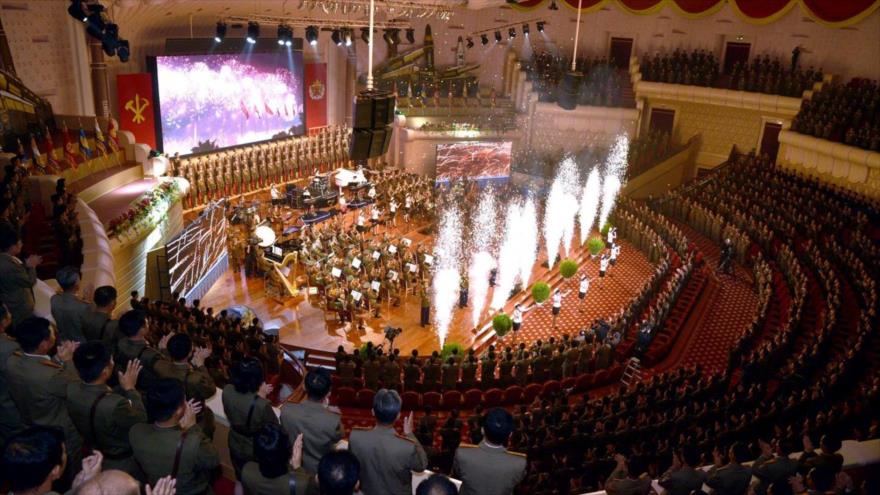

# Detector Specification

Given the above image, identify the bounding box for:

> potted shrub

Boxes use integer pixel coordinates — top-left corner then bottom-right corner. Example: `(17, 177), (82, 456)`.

(441, 342), (465, 361)
(492, 313), (513, 338)
(588, 236), (604, 258)
(559, 259), (578, 279)
(531, 281), (551, 305)
(600, 222), (613, 237)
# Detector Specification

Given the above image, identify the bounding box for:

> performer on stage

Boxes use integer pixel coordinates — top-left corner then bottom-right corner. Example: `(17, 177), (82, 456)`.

(370, 205), (382, 235)
(269, 183), (283, 205)
(389, 198), (399, 227)
(355, 211), (367, 240)
(599, 253), (610, 285)
(578, 274), (590, 313)
(551, 289), (568, 329)
(512, 303), (532, 334)
(404, 193), (413, 224)
(606, 226), (617, 248)
(610, 243), (621, 272)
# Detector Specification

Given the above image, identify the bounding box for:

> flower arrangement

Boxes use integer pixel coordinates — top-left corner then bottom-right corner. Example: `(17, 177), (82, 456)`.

(107, 179), (183, 239)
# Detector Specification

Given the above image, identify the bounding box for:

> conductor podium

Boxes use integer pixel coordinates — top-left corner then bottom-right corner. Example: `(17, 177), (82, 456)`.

(349, 90), (395, 160)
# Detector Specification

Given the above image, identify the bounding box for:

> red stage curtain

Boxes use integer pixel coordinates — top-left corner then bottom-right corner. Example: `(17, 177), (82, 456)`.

(546, 0), (879, 26)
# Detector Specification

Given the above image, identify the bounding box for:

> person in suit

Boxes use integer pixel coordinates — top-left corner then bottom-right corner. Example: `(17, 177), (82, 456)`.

(66, 340), (146, 479)
(81, 286), (118, 344)
(222, 357), (279, 482)
(0, 304), (23, 443)
(114, 310), (167, 391)
(154, 333), (216, 440)
(5, 317), (83, 477)
(706, 442), (752, 495)
(605, 453), (652, 495)
(241, 423), (317, 495)
(317, 451), (361, 495)
(452, 407), (526, 495)
(0, 222), (41, 325)
(349, 389), (427, 495)
(658, 445), (706, 495)
(50, 266), (90, 343)
(416, 474), (459, 495)
(753, 438), (798, 495)
(280, 369), (343, 474)
(129, 378), (219, 495)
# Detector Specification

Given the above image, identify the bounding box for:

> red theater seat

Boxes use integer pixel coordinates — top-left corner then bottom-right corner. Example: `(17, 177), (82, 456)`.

(355, 389), (375, 409)
(442, 390), (462, 409)
(575, 373), (595, 392)
(560, 377), (577, 390)
(523, 383), (542, 403)
(423, 391), (442, 409)
(463, 389), (483, 409)
(335, 387), (356, 407)
(402, 391), (420, 410)
(484, 388), (503, 408)
(541, 380), (560, 399)
(503, 385), (523, 405)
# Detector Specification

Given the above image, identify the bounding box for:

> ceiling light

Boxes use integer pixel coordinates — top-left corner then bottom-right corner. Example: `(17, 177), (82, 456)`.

(523, 23), (530, 36)
(67, 0), (88, 22)
(305, 25), (318, 46)
(214, 21), (226, 43)
(466, 37), (474, 49)
(277, 25), (286, 45)
(101, 23), (120, 56)
(391, 29), (401, 45)
(549, 0), (559, 10)
(481, 33), (489, 45)
(344, 29), (352, 46)
(537, 21), (545, 32)
(405, 28), (415, 44)
(331, 29), (342, 46)
(246, 21), (260, 44)
(85, 4), (106, 39)
(494, 30), (502, 43)
(509, 27), (516, 39)
(117, 40), (130, 63)
(361, 27), (370, 43)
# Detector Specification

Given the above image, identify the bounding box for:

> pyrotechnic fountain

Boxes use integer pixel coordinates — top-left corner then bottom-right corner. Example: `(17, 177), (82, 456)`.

(468, 190), (498, 328)
(432, 205), (463, 346)
(491, 201), (523, 310)
(579, 167), (602, 243)
(544, 157), (579, 264)
(517, 196), (539, 286)
(598, 135), (630, 230)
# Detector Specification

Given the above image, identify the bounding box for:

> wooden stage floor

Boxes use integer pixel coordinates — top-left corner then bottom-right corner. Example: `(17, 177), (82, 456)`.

(200, 225), (655, 355)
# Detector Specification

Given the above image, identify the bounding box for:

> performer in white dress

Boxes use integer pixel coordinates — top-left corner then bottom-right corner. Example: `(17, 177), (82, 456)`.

(355, 210), (367, 239)
(606, 226), (617, 248)
(610, 243), (621, 270)
(511, 303), (533, 334)
(370, 205), (382, 234)
(389, 199), (398, 226)
(578, 274), (590, 313)
(599, 253), (610, 284)
(551, 289), (568, 329)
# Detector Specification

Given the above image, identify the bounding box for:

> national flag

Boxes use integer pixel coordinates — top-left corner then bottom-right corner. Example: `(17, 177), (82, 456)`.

(78, 126), (92, 159)
(93, 120), (107, 156)
(43, 126), (61, 171)
(15, 138), (26, 159)
(29, 134), (46, 170)
(62, 124), (79, 170)
(107, 118), (121, 152)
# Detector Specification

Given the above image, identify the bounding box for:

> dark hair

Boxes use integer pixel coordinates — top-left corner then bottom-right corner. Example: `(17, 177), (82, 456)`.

(73, 341), (112, 383)
(777, 439), (796, 456)
(55, 266), (80, 290)
(808, 467), (836, 491)
(230, 357), (264, 394)
(0, 222), (20, 251)
(372, 389), (402, 424)
(145, 378), (185, 422)
(305, 369), (332, 401)
(819, 434), (842, 454)
(627, 456), (647, 478)
(483, 407), (514, 445)
(166, 333), (193, 361)
(12, 317), (52, 353)
(118, 310), (147, 337)
(253, 423), (291, 479)
(731, 442), (751, 464)
(768, 479), (794, 495)
(318, 451), (360, 495)
(93, 286), (118, 308)
(416, 474), (458, 495)
(680, 445), (701, 467)
(0, 426), (65, 492)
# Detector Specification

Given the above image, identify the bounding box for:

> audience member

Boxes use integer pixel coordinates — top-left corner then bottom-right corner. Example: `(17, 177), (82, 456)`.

(0, 221), (41, 325)
(281, 369), (343, 474)
(453, 407), (525, 495)
(222, 357), (279, 481)
(317, 451), (361, 495)
(242, 423), (315, 495)
(50, 266), (90, 343)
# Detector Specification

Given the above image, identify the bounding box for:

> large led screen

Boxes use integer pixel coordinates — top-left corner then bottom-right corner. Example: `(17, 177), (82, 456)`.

(155, 52), (304, 155)
(435, 141), (512, 183)
(165, 200), (228, 298)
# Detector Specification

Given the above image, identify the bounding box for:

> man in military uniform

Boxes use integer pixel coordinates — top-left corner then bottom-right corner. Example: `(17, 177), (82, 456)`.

(154, 333), (216, 440)
(403, 352), (422, 392)
(82, 286), (118, 344)
(441, 356), (459, 391)
(752, 438), (798, 494)
(280, 369), (343, 474)
(362, 354), (381, 390)
(452, 407), (526, 495)
(0, 223), (41, 325)
(422, 351), (442, 392)
(480, 349), (497, 389)
(658, 445), (707, 495)
(129, 378), (219, 495)
(349, 389), (427, 495)
(0, 304), (23, 443)
(706, 442), (753, 495)
(115, 309), (168, 392)
(497, 351), (515, 388)
(5, 317), (83, 476)
(67, 341), (147, 478)
(50, 266), (91, 343)
(460, 353), (478, 390)
(381, 353), (402, 391)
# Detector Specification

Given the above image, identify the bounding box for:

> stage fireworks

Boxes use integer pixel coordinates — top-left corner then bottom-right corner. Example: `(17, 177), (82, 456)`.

(517, 196), (539, 286)
(432, 205), (463, 347)
(544, 157), (579, 264)
(599, 135), (629, 230)
(579, 167), (601, 243)
(491, 201), (523, 310)
(468, 190), (498, 328)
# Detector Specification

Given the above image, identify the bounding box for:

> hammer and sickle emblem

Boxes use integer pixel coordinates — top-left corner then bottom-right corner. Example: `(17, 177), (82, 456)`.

(125, 94), (150, 124)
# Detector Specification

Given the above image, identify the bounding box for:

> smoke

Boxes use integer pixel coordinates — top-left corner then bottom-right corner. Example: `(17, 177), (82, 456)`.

(468, 190), (498, 328)
(432, 204), (463, 347)
(579, 167), (601, 243)
(598, 135), (629, 230)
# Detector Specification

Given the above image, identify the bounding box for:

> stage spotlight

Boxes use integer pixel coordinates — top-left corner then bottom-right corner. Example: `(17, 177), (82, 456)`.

(361, 27), (370, 43)
(67, 1), (88, 22)
(101, 23), (120, 57)
(405, 28), (415, 44)
(481, 33), (489, 45)
(117, 39), (130, 63)
(305, 25), (319, 46)
(466, 37), (474, 49)
(343, 29), (352, 46)
(277, 25), (285, 45)
(549, 0), (559, 10)
(85, 4), (106, 39)
(285, 26), (293, 47)
(537, 21), (545, 32)
(509, 27), (516, 39)
(214, 21), (227, 43)
(331, 29), (342, 46)
(246, 21), (260, 44)
(277, 25), (293, 46)
(494, 30), (502, 43)
(523, 23), (530, 36)
(391, 29), (401, 45)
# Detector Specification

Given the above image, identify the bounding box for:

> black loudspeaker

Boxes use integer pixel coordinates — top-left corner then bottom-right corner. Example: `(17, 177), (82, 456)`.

(353, 90), (395, 129)
(557, 71), (583, 110)
(350, 128), (392, 160)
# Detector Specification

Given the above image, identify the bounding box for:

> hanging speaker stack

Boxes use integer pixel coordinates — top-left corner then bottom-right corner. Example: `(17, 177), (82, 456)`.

(557, 71), (583, 110)
(349, 90), (395, 161)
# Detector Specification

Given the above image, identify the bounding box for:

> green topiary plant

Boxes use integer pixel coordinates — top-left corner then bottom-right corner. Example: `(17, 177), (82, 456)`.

(440, 342), (465, 361)
(531, 281), (551, 304)
(492, 313), (513, 338)
(559, 259), (578, 279)
(600, 222), (613, 236)
(588, 236), (605, 256)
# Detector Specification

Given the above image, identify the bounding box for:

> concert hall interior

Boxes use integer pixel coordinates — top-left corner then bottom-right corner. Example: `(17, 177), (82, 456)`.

(1, 1), (879, 495)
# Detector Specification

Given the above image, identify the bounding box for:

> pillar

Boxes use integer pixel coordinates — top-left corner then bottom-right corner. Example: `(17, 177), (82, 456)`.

(89, 38), (110, 118)
(0, 17), (15, 75)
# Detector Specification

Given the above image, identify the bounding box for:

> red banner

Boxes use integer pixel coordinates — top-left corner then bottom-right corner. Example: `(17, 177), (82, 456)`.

(116, 73), (157, 149)
(304, 63), (328, 130)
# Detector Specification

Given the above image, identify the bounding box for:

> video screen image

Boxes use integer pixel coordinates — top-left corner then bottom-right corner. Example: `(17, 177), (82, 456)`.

(155, 52), (304, 155)
(165, 200), (228, 298)
(435, 141), (512, 183)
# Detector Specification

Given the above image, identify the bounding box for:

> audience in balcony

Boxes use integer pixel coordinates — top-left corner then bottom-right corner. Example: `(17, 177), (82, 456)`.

(641, 49), (821, 98)
(791, 78), (880, 151)
(625, 129), (675, 179)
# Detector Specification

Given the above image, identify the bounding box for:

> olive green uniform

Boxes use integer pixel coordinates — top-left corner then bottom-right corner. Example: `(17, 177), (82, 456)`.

(129, 423), (220, 495)
(221, 384), (279, 477)
(349, 425), (428, 495)
(279, 399), (343, 473)
(0, 333), (23, 442)
(155, 361), (217, 439)
(241, 462), (317, 495)
(452, 441), (527, 495)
